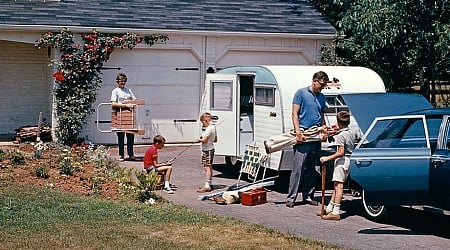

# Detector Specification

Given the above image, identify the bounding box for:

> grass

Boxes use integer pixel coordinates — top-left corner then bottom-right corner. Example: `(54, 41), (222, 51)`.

(0, 183), (342, 250)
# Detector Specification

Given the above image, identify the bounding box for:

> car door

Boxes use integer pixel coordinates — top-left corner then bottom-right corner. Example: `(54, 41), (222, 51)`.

(350, 115), (431, 206)
(430, 115), (450, 206)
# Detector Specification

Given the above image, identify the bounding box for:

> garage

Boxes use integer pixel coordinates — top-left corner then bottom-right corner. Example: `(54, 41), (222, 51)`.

(91, 47), (202, 144)
(0, 40), (52, 136)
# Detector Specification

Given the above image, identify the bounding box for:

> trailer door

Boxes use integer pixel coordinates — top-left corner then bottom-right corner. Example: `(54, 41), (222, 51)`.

(206, 74), (238, 156)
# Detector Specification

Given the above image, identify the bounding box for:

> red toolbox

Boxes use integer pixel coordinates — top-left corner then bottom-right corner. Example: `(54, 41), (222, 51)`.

(240, 189), (267, 206)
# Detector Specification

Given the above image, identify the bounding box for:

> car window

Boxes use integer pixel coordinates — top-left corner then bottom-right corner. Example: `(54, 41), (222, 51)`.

(360, 117), (427, 149)
(445, 118), (450, 149)
(426, 117), (442, 140)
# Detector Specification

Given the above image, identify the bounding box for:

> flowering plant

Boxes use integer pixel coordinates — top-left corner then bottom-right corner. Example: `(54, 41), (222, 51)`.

(36, 28), (168, 145)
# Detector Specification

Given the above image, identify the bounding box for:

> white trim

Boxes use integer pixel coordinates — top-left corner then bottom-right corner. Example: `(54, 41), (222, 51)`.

(133, 44), (204, 63)
(0, 24), (336, 40)
(216, 45), (315, 65)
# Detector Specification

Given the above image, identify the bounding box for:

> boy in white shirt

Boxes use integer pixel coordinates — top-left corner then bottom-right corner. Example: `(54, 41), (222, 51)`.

(196, 112), (217, 193)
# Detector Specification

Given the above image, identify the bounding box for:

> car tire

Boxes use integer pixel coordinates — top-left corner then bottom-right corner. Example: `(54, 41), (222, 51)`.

(362, 189), (389, 222)
(225, 156), (242, 167)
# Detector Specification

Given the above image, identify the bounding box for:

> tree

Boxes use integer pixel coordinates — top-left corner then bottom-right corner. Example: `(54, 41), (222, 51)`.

(36, 28), (168, 145)
(312, 0), (450, 100)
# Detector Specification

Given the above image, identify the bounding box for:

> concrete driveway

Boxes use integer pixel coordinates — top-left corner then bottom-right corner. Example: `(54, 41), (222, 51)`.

(116, 144), (450, 250)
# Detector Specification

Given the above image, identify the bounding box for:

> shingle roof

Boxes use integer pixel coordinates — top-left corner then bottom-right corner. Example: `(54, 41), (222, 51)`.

(0, 0), (336, 35)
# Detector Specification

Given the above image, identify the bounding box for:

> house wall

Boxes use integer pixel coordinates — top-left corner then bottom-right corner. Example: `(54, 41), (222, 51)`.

(0, 31), (330, 144)
(89, 34), (326, 144)
(0, 40), (52, 134)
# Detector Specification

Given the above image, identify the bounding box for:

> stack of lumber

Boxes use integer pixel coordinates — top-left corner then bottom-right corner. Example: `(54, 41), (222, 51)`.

(15, 125), (52, 143)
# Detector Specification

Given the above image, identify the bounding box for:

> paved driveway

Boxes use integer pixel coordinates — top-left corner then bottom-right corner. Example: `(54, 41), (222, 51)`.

(116, 144), (450, 250)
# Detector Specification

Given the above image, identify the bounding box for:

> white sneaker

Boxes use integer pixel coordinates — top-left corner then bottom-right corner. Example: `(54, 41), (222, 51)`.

(163, 187), (174, 194)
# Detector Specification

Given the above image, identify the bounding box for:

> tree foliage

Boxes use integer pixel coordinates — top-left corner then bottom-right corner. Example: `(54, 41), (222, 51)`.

(36, 28), (168, 145)
(311, 0), (450, 95)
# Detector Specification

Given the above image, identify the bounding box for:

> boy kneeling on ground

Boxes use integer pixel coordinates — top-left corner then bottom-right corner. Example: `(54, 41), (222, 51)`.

(144, 135), (176, 194)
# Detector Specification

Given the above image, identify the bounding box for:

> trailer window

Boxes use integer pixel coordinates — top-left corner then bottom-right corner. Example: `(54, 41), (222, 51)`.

(211, 81), (233, 110)
(325, 95), (349, 113)
(255, 87), (274, 106)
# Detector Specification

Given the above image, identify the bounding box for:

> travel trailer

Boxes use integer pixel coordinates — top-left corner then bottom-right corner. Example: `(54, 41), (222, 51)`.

(200, 65), (386, 171)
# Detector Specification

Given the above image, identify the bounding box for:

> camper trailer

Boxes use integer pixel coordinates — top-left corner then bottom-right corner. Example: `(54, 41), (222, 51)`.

(200, 65), (386, 171)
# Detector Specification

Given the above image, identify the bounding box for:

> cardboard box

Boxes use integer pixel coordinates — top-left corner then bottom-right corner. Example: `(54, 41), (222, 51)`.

(240, 189), (267, 206)
(111, 109), (137, 129)
(123, 99), (145, 105)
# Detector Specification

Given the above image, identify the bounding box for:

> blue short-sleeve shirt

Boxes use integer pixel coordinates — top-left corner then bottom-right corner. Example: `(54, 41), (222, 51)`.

(292, 87), (326, 129)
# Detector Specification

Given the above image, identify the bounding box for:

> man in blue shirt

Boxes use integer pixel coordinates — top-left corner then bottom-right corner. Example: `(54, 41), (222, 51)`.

(286, 71), (329, 208)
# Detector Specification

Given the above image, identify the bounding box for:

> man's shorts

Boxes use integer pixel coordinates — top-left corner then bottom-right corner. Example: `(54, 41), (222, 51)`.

(201, 149), (215, 166)
(332, 156), (350, 183)
(145, 166), (159, 174)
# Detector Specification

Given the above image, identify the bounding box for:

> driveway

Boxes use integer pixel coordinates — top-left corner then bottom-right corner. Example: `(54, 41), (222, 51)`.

(117, 144), (450, 250)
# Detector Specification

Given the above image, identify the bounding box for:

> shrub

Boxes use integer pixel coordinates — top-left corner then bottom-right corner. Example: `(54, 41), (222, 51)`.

(35, 164), (50, 179)
(58, 149), (74, 175)
(0, 149), (5, 161)
(9, 150), (26, 165)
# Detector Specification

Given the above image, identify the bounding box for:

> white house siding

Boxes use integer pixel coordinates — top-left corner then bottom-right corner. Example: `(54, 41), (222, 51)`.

(0, 40), (52, 135)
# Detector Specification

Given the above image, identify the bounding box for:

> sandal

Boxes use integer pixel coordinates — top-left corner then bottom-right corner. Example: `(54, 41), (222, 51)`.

(197, 186), (212, 193)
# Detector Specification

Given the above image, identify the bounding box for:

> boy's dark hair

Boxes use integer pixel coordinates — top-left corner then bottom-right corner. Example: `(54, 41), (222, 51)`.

(313, 71), (329, 83)
(153, 135), (166, 144)
(337, 111), (350, 126)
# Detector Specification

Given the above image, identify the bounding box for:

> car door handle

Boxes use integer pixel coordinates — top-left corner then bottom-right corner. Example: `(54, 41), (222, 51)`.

(354, 159), (372, 166)
(431, 156), (448, 163)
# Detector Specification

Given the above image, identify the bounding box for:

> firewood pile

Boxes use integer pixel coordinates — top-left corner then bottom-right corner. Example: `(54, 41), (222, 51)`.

(15, 124), (52, 143)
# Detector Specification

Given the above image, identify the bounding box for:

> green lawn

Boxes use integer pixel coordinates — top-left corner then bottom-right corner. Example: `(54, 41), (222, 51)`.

(0, 183), (341, 250)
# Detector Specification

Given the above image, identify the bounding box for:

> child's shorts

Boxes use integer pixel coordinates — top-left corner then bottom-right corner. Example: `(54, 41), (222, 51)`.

(145, 166), (159, 174)
(332, 156), (350, 183)
(201, 149), (215, 165)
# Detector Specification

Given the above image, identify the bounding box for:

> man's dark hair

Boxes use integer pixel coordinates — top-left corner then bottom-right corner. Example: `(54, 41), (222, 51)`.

(313, 71), (329, 83)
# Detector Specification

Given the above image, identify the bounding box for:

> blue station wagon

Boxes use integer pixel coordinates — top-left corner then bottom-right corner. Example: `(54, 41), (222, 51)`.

(341, 93), (450, 221)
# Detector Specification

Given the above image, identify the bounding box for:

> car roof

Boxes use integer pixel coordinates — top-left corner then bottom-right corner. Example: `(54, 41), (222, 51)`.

(407, 108), (450, 116)
(340, 93), (434, 134)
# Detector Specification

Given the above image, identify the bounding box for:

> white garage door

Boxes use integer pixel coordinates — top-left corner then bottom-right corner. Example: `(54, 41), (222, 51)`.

(216, 50), (310, 69)
(0, 41), (51, 135)
(90, 48), (201, 144)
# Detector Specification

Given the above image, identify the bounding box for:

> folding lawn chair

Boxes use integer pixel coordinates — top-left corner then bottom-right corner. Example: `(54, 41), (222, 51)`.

(235, 144), (268, 187)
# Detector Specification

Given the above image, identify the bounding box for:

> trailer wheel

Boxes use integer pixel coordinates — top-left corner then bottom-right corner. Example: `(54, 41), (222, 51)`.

(225, 156), (241, 167)
(362, 189), (389, 222)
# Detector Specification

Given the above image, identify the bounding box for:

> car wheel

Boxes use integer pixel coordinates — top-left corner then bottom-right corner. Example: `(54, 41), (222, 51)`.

(362, 189), (389, 222)
(225, 156), (242, 167)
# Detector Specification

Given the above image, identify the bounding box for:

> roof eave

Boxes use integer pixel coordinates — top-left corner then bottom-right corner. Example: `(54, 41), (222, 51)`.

(0, 24), (336, 40)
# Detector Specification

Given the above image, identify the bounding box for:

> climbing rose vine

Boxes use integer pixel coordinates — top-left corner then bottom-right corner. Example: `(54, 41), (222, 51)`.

(36, 28), (168, 145)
